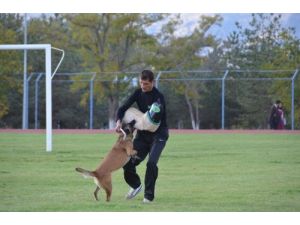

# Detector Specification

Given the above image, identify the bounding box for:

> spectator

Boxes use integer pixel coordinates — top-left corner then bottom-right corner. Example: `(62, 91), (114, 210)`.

(269, 100), (281, 129)
(277, 102), (286, 129)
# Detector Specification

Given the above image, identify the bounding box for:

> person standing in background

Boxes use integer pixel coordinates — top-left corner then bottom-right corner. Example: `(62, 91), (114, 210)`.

(276, 102), (286, 129)
(269, 100), (281, 129)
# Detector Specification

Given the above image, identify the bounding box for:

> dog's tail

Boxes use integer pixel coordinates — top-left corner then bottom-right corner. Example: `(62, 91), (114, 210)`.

(75, 167), (95, 178)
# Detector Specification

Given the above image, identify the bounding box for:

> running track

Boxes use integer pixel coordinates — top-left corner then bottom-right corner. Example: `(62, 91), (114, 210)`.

(0, 129), (299, 134)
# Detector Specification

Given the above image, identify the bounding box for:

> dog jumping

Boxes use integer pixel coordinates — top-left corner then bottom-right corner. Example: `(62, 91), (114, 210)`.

(75, 103), (163, 202)
(75, 121), (136, 202)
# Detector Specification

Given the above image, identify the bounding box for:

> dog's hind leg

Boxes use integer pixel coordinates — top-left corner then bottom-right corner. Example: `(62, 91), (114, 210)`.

(99, 174), (112, 202)
(94, 186), (100, 201)
(93, 178), (101, 201)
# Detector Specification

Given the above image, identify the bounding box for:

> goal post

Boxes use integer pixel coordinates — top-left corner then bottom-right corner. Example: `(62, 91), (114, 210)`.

(0, 44), (64, 152)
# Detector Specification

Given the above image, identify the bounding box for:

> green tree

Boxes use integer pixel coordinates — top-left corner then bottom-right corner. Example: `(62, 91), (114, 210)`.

(224, 14), (300, 69)
(19, 14), (86, 128)
(27, 14), (83, 73)
(0, 14), (23, 122)
(222, 13), (300, 128)
(154, 14), (222, 129)
(65, 13), (165, 128)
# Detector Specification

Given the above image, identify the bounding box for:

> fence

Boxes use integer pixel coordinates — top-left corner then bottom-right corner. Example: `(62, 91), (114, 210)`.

(157, 70), (299, 129)
(1, 70), (299, 130)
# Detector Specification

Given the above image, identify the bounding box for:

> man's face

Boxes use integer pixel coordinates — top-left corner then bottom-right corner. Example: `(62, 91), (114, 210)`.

(139, 79), (154, 92)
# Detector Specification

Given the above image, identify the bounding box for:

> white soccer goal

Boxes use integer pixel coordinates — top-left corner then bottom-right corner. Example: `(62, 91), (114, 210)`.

(0, 44), (64, 152)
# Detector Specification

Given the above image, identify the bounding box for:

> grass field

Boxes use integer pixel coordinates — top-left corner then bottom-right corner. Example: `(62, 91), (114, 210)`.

(0, 131), (300, 212)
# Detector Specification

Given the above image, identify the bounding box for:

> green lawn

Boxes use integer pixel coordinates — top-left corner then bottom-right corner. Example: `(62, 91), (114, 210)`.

(0, 132), (299, 211)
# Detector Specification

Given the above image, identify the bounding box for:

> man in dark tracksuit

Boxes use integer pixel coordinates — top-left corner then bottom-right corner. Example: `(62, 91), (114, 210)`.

(115, 70), (169, 203)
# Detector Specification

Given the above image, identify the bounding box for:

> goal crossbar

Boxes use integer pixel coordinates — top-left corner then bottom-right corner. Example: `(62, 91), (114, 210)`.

(0, 44), (64, 152)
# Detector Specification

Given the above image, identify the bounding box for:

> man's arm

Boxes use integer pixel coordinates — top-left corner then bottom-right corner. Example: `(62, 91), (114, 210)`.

(158, 94), (167, 127)
(115, 89), (138, 132)
(154, 92), (169, 140)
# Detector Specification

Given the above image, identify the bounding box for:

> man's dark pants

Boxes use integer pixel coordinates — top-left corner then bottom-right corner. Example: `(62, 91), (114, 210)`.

(123, 133), (167, 201)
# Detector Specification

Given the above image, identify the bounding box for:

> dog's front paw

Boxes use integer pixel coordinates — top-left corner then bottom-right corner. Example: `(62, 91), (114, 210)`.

(131, 149), (137, 156)
(128, 149), (137, 156)
(131, 151), (141, 161)
(132, 155), (141, 159)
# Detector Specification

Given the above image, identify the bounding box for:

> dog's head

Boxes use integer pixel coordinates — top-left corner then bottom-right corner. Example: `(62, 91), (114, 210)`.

(121, 120), (136, 136)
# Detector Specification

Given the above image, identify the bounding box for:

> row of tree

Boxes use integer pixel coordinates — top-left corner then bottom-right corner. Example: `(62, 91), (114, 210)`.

(0, 13), (300, 129)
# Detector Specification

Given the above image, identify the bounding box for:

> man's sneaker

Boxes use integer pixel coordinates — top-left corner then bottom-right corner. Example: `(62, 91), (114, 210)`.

(142, 198), (152, 203)
(125, 184), (142, 200)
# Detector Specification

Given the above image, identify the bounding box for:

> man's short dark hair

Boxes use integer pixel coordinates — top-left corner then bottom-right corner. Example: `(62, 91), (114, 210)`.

(276, 100), (281, 104)
(140, 70), (154, 82)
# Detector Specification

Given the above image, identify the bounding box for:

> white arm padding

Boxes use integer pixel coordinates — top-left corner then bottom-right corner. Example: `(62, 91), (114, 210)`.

(123, 107), (160, 132)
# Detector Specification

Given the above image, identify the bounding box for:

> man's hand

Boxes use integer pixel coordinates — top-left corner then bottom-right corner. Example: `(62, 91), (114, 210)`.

(115, 120), (122, 133)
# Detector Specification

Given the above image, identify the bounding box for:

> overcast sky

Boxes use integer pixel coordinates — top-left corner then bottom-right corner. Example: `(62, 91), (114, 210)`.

(145, 13), (300, 40)
(25, 13), (300, 41)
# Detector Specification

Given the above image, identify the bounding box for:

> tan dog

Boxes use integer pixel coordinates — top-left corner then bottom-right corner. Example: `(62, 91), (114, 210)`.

(75, 122), (136, 202)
